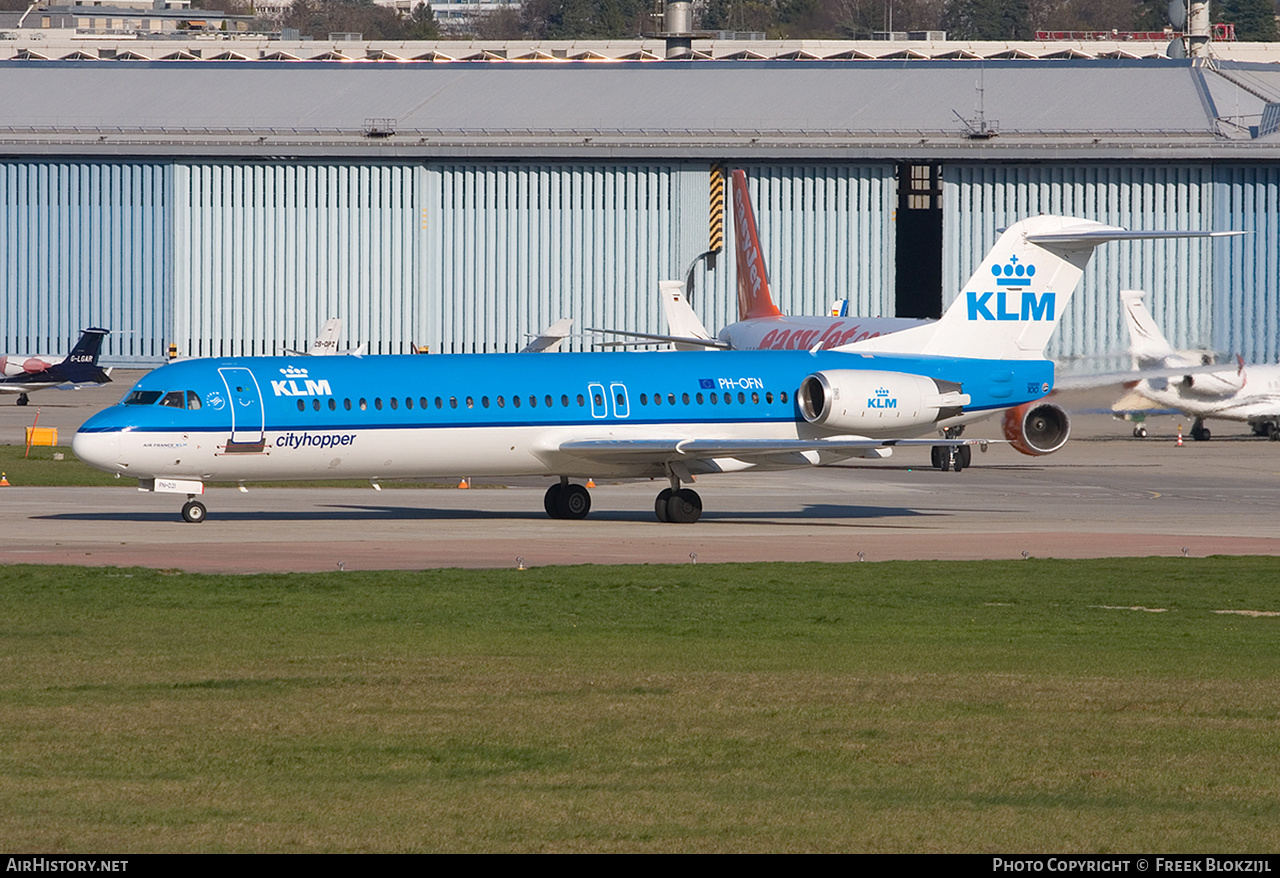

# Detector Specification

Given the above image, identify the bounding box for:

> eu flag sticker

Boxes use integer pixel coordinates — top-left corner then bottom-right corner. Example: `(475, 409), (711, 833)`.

(698, 378), (715, 389)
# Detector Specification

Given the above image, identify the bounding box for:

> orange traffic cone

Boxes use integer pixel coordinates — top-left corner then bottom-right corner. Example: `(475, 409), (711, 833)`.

(1176, 426), (1184, 447)
(0, 472), (9, 487)
(458, 477), (470, 489)
(586, 478), (596, 488)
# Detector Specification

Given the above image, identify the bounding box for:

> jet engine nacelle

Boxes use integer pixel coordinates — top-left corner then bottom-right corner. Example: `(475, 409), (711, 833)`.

(1179, 365), (1245, 398)
(797, 369), (969, 432)
(1001, 401), (1070, 456)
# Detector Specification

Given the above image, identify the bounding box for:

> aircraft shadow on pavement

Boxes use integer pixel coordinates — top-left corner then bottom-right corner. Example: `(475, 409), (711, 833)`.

(34, 501), (938, 525)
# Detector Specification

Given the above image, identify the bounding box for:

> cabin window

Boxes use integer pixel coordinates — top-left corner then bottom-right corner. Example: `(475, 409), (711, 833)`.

(681, 393), (689, 405)
(576, 394), (584, 407)
(781, 391), (789, 404)
(420, 397), (429, 409)
(511, 395), (520, 408)
(312, 398), (321, 411)
(766, 392), (773, 404)
(328, 399), (336, 411)
(496, 396), (505, 408)
(696, 393), (704, 404)
(559, 395), (568, 407)
(389, 397), (398, 410)
(751, 392), (759, 404)
(405, 398), (413, 410)
(739, 392), (746, 404)
(449, 397), (457, 409)
(466, 396), (474, 409)
(374, 398), (383, 411)
(344, 398), (352, 411)
(481, 396), (490, 409)
(359, 398), (368, 411)
(297, 399), (305, 412)
(592, 392), (603, 407)
(709, 393), (718, 405)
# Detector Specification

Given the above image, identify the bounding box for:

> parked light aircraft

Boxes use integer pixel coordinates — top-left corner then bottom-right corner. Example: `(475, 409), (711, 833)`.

(284, 318), (368, 357)
(74, 214), (1223, 524)
(598, 169), (1233, 465)
(1, 328), (111, 405)
(1112, 289), (1280, 441)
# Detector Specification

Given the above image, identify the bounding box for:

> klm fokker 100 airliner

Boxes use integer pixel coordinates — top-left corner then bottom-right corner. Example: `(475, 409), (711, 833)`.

(73, 215), (1233, 523)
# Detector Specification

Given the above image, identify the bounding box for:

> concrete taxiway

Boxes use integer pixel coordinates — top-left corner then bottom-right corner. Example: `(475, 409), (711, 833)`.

(2, 381), (1277, 571)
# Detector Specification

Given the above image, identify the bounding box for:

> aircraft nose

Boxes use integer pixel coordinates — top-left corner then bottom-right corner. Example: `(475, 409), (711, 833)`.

(72, 428), (121, 473)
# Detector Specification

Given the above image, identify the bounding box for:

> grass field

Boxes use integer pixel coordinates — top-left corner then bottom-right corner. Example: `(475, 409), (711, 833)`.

(2, 558), (1279, 852)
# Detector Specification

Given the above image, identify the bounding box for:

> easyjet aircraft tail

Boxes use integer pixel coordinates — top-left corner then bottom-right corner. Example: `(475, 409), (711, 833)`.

(730, 169), (783, 321)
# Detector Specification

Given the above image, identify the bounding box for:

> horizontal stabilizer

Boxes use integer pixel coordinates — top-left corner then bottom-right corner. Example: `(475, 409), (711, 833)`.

(1026, 229), (1245, 247)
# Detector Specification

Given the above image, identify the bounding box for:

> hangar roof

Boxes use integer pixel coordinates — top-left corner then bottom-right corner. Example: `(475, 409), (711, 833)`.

(1, 58), (1279, 160)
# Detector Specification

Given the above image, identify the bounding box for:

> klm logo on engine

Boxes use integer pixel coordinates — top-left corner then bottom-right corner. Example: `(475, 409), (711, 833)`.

(271, 365), (331, 397)
(966, 256), (1054, 322)
(868, 387), (897, 409)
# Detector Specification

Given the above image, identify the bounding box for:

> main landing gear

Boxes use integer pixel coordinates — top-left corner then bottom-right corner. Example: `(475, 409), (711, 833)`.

(930, 444), (971, 472)
(544, 479), (592, 520)
(654, 486), (702, 524)
(542, 474), (703, 523)
(931, 426), (971, 472)
(16, 393), (29, 406)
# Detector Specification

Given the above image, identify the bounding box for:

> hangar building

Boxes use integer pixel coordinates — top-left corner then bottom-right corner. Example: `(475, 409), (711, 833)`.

(1, 55), (1278, 365)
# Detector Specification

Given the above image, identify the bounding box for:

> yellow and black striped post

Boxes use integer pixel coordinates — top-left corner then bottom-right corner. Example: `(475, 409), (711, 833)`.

(709, 164), (725, 252)
(708, 164), (725, 270)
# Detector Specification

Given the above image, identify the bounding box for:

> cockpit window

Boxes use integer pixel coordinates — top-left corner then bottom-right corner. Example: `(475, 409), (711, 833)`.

(124, 390), (163, 406)
(160, 391), (186, 408)
(186, 391), (202, 410)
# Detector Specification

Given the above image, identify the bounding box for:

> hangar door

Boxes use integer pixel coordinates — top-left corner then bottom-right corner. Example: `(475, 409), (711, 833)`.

(0, 160), (170, 365)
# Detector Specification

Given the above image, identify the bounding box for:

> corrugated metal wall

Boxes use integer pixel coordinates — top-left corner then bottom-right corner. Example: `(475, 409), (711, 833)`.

(1213, 166), (1280, 365)
(426, 164), (688, 354)
(2, 158), (1275, 365)
(0, 160), (169, 362)
(944, 163), (1219, 362)
(173, 162), (420, 358)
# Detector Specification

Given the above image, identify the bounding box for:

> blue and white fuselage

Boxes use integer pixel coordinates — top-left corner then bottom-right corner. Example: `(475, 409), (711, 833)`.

(74, 349), (1053, 522)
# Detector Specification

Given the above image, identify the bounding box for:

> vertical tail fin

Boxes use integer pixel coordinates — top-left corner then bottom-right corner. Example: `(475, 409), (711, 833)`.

(308, 318), (342, 355)
(842, 217), (1238, 360)
(1119, 290), (1176, 365)
(730, 169), (783, 321)
(48, 328), (110, 383)
(659, 281), (715, 351)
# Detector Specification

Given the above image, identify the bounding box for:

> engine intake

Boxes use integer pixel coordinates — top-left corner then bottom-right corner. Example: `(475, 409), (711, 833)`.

(797, 370), (970, 432)
(1001, 401), (1070, 456)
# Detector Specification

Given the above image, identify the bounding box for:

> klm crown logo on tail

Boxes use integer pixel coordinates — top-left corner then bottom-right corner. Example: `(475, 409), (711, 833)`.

(966, 256), (1055, 323)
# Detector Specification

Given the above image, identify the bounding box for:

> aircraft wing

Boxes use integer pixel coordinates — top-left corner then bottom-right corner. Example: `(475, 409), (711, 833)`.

(1054, 362), (1239, 390)
(585, 328), (730, 349)
(558, 435), (986, 464)
(520, 318), (574, 353)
